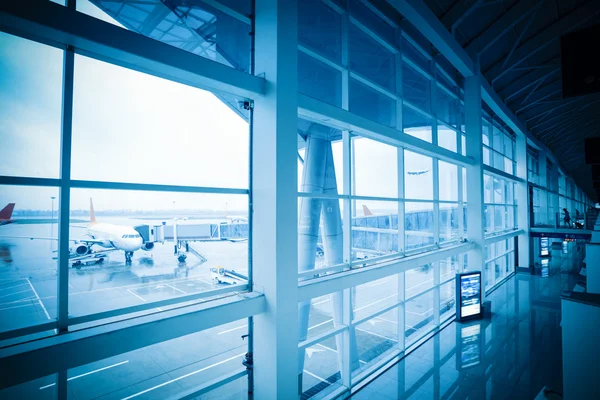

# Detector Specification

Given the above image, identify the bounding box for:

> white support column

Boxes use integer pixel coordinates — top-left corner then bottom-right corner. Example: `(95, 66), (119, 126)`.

(515, 133), (530, 270)
(464, 75), (485, 295)
(252, 1), (298, 398)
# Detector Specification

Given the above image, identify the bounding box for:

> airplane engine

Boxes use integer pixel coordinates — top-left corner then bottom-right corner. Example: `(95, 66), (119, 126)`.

(141, 242), (154, 251)
(72, 244), (91, 256)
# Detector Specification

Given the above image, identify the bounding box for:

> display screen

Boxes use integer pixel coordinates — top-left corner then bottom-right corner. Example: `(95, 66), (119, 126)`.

(460, 273), (481, 318)
(541, 259), (549, 278)
(562, 241), (568, 254)
(460, 324), (481, 368)
(540, 237), (549, 257)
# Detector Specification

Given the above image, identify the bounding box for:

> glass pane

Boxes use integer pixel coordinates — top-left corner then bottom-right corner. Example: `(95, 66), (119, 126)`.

(349, 0), (395, 44)
(298, 0), (342, 62)
(298, 130), (344, 195)
(405, 202), (434, 250)
(439, 161), (458, 201)
(353, 137), (398, 198)
(440, 280), (456, 322)
(438, 125), (457, 152)
(72, 55), (249, 188)
(440, 256), (459, 282)
(405, 290), (435, 345)
(78, 0), (252, 72)
(299, 198), (347, 278)
(301, 334), (343, 398)
(352, 200), (399, 262)
(349, 24), (395, 91)
(67, 320), (248, 399)
(494, 178), (505, 204)
(349, 78), (396, 127)
(403, 63), (430, 111)
(67, 189), (248, 319)
(483, 147), (491, 166)
(405, 151), (433, 200)
(439, 203), (459, 243)
(403, 105), (432, 142)
(0, 186), (59, 338)
(0, 32), (62, 179)
(435, 86), (458, 127)
(405, 264), (434, 299)
(302, 294), (335, 340)
(354, 308), (399, 374)
(298, 51), (342, 107)
(354, 275), (399, 321)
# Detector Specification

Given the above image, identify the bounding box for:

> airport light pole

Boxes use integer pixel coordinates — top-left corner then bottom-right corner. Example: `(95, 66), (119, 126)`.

(51, 196), (56, 222)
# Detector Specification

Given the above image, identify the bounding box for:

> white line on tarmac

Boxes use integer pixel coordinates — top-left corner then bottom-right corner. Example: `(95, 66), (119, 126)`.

(27, 279), (51, 320)
(406, 307), (434, 317)
(354, 293), (398, 312)
(308, 318), (333, 330)
(304, 369), (329, 384)
(218, 324), (248, 335)
(0, 288), (33, 300)
(316, 343), (367, 365)
(0, 282), (28, 292)
(127, 289), (146, 302)
(39, 360), (130, 390)
(375, 316), (398, 324)
(121, 353), (245, 400)
(165, 283), (187, 295)
(0, 302), (38, 312)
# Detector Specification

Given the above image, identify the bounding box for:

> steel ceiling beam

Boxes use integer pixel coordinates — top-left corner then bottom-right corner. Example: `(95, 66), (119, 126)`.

(484, 1), (600, 84)
(532, 100), (600, 133)
(498, 63), (560, 101)
(513, 80), (562, 114)
(522, 96), (585, 124)
(463, 0), (538, 57)
(500, 0), (545, 70)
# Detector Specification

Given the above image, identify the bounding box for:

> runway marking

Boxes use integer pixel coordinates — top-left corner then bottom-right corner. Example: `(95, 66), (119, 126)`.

(121, 353), (245, 400)
(313, 298), (331, 306)
(0, 288), (34, 300)
(39, 360), (129, 390)
(218, 324), (248, 335)
(375, 316), (398, 324)
(315, 343), (368, 365)
(0, 302), (39, 312)
(165, 283), (187, 295)
(354, 293), (398, 312)
(127, 289), (146, 303)
(308, 318), (333, 331)
(366, 278), (390, 288)
(304, 369), (329, 384)
(356, 327), (398, 342)
(27, 279), (51, 320)
(406, 307), (434, 317)
(0, 282), (28, 292)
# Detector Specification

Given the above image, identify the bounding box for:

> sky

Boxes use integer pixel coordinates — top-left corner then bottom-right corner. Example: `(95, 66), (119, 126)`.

(0, 1), (458, 214)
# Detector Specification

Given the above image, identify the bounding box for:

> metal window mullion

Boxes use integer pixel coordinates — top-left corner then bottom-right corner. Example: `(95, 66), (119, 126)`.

(57, 47), (74, 334)
(433, 261), (440, 326)
(343, 130), (352, 265)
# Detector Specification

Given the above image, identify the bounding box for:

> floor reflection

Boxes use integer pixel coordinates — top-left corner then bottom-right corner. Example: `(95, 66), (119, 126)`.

(353, 242), (584, 400)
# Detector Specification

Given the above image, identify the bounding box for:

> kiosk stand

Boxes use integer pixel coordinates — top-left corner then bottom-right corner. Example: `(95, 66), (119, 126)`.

(455, 271), (483, 321)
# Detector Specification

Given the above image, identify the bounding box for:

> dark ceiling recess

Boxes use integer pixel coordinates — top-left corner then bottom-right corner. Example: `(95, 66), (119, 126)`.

(420, 0), (600, 200)
(560, 24), (600, 98)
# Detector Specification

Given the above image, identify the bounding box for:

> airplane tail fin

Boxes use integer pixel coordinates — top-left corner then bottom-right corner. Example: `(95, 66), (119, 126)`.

(362, 205), (373, 216)
(0, 203), (15, 220)
(89, 198), (97, 223)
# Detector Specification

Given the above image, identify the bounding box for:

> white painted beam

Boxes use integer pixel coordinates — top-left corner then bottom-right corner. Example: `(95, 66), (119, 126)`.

(0, 0), (265, 100)
(0, 293), (265, 390)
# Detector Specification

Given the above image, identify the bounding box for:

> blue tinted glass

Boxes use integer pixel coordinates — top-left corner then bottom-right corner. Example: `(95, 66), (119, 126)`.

(403, 105), (432, 142)
(348, 24), (395, 91)
(349, 78), (396, 127)
(403, 63), (430, 111)
(298, 0), (342, 62)
(349, 0), (395, 44)
(298, 51), (342, 107)
(435, 86), (458, 126)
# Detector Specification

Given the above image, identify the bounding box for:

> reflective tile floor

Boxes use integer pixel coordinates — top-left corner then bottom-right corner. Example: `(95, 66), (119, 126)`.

(352, 242), (585, 400)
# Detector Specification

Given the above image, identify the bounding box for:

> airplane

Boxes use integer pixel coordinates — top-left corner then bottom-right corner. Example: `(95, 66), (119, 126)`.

(0, 203), (15, 225)
(407, 169), (430, 176)
(0, 199), (152, 265)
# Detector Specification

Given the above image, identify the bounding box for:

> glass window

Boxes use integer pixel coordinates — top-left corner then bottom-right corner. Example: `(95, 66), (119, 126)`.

(78, 0), (252, 73)
(298, 0), (342, 62)
(354, 275), (399, 321)
(354, 308), (399, 377)
(435, 85), (458, 127)
(439, 203), (459, 243)
(405, 151), (433, 200)
(349, 24), (395, 91)
(438, 125), (457, 153)
(403, 63), (430, 112)
(349, 0), (395, 44)
(405, 290), (435, 346)
(298, 51), (342, 107)
(405, 265), (434, 299)
(349, 78), (396, 127)
(352, 201), (399, 262)
(439, 161), (458, 201)
(0, 185), (59, 339)
(405, 202), (434, 250)
(301, 334), (344, 398)
(67, 189), (248, 319)
(440, 280), (456, 321)
(72, 55), (249, 189)
(352, 138), (398, 198)
(0, 32), (63, 179)
(403, 105), (432, 142)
